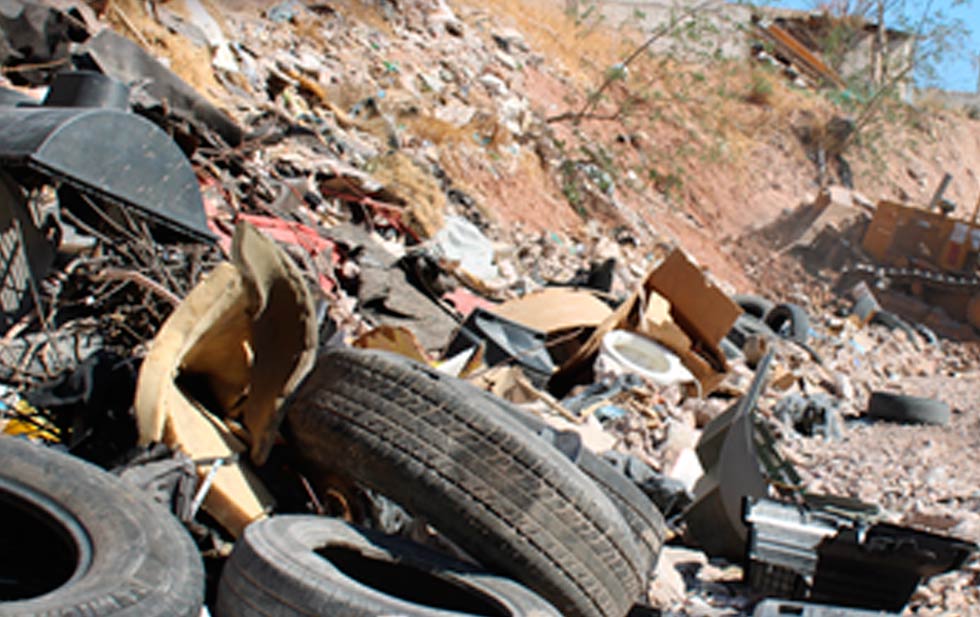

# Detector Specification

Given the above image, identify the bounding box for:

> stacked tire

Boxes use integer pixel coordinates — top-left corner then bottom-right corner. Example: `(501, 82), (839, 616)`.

(215, 347), (667, 617)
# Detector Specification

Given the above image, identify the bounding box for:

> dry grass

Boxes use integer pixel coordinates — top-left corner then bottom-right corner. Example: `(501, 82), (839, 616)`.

(459, 0), (636, 88)
(396, 107), (512, 150)
(367, 152), (446, 238)
(103, 0), (226, 105)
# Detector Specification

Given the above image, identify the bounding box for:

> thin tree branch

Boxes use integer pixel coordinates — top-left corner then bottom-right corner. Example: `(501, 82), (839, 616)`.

(547, 0), (715, 125)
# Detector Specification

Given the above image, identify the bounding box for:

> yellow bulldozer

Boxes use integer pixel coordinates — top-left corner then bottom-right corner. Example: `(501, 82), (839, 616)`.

(859, 174), (980, 331)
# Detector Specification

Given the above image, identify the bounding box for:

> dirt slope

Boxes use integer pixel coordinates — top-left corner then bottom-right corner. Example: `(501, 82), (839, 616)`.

(126, 0), (980, 295)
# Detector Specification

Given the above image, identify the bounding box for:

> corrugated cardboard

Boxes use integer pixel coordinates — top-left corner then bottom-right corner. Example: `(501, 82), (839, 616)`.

(550, 249), (740, 395)
(491, 287), (613, 333)
(644, 250), (740, 348)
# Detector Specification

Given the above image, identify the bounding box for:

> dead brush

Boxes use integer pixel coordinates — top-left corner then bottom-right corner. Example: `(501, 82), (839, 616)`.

(461, 0), (634, 87)
(746, 70), (775, 106)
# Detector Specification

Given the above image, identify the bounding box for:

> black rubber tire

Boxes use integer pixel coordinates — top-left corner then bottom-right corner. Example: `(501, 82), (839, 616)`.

(867, 392), (950, 426)
(719, 337), (743, 360)
(726, 313), (775, 350)
(0, 436), (203, 616)
(733, 294), (774, 320)
(217, 515), (561, 616)
(870, 310), (902, 329)
(871, 311), (920, 348)
(496, 402), (667, 579)
(764, 303), (810, 344)
(286, 348), (646, 617)
(913, 322), (939, 346)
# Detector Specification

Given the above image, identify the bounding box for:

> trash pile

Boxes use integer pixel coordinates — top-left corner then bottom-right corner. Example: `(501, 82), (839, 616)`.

(0, 2), (978, 617)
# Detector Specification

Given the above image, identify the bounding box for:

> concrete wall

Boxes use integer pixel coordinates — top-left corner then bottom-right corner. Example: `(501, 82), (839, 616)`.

(835, 29), (915, 98)
(914, 89), (980, 115)
(592, 0), (915, 96)
(593, 0), (752, 61)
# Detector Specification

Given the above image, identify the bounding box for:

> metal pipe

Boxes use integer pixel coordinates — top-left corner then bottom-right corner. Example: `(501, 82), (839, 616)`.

(928, 173), (953, 212)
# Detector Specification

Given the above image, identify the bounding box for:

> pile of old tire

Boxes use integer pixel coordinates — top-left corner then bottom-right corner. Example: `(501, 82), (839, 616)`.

(727, 295), (811, 352)
(0, 436), (204, 616)
(267, 346), (665, 617)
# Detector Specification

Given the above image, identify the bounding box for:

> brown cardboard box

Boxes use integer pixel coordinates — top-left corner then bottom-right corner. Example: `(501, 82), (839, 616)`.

(549, 249), (740, 395)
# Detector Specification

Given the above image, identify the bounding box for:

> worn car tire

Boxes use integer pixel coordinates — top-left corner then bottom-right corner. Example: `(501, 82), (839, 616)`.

(286, 348), (646, 617)
(867, 392), (950, 426)
(726, 313), (775, 350)
(733, 294), (774, 320)
(871, 311), (920, 348)
(764, 303), (810, 344)
(497, 401), (667, 579)
(719, 337), (743, 360)
(913, 322), (939, 346)
(217, 515), (561, 616)
(0, 436), (203, 617)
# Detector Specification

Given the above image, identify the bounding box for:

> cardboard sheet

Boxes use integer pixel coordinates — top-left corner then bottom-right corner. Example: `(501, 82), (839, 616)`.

(491, 288), (613, 333)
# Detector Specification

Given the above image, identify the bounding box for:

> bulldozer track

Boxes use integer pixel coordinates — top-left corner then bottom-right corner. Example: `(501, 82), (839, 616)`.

(845, 263), (980, 292)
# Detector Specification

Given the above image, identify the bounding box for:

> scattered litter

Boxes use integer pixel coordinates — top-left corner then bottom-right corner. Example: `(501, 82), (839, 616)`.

(447, 307), (555, 385)
(0, 3), (976, 615)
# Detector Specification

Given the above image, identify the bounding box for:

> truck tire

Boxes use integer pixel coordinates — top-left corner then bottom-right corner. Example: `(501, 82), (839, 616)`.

(764, 303), (810, 344)
(867, 392), (950, 426)
(286, 348), (646, 617)
(216, 515), (561, 617)
(0, 436), (203, 616)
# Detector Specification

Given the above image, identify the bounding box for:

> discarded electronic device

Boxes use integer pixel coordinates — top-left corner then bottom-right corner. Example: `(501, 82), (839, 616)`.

(753, 599), (896, 617)
(745, 497), (977, 612)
